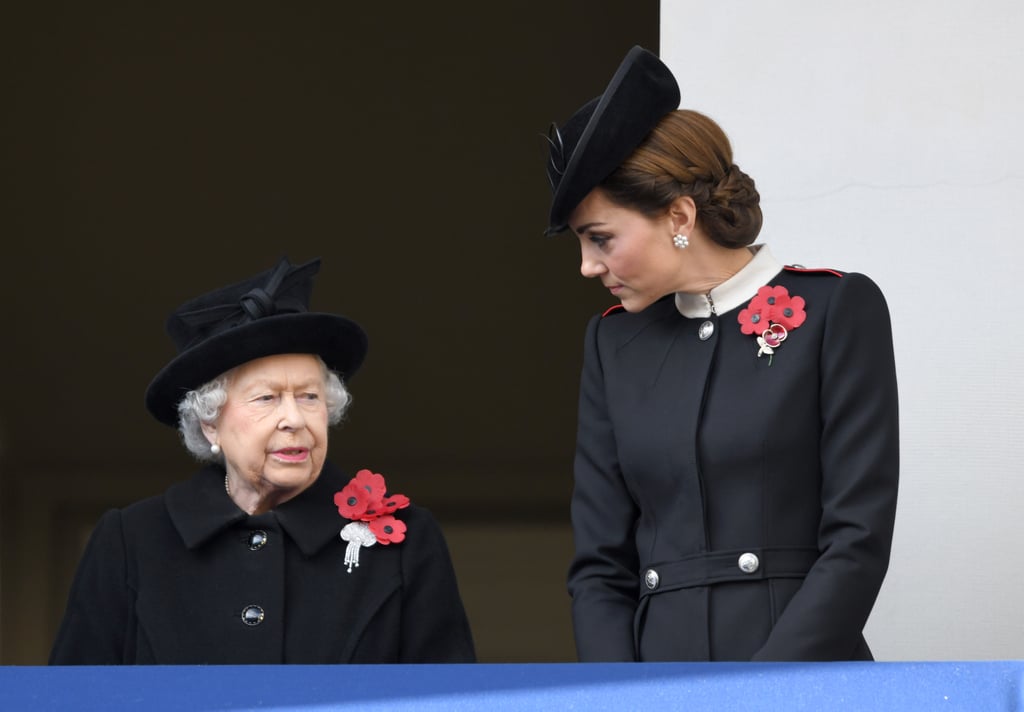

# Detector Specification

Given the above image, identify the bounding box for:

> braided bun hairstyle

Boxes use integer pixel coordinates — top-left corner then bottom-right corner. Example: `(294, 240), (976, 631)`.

(600, 109), (762, 248)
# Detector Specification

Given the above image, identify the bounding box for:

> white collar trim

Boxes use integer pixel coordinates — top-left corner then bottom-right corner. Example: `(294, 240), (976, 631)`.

(674, 244), (783, 318)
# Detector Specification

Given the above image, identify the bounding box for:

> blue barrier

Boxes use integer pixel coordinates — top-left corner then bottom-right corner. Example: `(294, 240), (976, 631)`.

(2, 662), (1021, 711)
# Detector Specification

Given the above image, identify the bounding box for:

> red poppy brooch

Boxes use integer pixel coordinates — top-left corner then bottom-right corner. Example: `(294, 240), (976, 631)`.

(333, 469), (410, 573)
(737, 285), (807, 365)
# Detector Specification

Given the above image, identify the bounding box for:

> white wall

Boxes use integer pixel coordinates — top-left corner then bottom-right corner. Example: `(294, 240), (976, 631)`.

(662, 1), (1024, 660)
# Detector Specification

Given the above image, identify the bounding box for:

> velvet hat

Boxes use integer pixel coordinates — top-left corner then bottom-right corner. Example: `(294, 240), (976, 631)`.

(145, 257), (368, 426)
(544, 45), (680, 235)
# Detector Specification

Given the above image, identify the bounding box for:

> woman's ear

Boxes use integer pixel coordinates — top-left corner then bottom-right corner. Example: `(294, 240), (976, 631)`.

(200, 421), (218, 446)
(668, 195), (698, 235)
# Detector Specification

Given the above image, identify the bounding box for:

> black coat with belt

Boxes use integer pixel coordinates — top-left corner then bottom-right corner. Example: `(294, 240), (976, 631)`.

(568, 246), (899, 662)
(50, 461), (476, 664)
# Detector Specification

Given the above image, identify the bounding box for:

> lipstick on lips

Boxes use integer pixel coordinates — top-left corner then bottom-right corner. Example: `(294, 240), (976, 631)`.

(272, 447), (309, 463)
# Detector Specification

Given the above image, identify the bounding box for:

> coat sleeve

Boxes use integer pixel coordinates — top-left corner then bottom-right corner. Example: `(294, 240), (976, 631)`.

(753, 273), (900, 660)
(398, 507), (476, 663)
(49, 509), (135, 664)
(567, 314), (642, 661)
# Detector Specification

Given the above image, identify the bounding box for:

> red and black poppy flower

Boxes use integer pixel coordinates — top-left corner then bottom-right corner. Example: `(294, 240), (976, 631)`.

(737, 285), (807, 364)
(334, 470), (411, 551)
(368, 515), (407, 545)
(334, 482), (371, 520)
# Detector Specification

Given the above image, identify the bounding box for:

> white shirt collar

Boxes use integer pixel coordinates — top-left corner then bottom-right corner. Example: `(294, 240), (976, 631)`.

(674, 244), (783, 318)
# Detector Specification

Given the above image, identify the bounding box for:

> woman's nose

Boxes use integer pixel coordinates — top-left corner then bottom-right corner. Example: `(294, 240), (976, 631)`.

(277, 395), (305, 430)
(580, 256), (607, 278)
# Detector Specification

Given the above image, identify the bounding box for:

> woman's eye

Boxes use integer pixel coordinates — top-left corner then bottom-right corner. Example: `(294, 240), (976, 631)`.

(590, 235), (611, 248)
(300, 392), (320, 402)
(254, 394), (275, 403)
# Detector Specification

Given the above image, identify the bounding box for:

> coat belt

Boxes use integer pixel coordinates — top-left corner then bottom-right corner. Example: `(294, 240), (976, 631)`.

(639, 546), (819, 597)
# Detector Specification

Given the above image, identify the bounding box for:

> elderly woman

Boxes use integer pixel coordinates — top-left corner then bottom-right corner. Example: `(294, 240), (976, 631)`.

(543, 47), (899, 661)
(50, 257), (476, 664)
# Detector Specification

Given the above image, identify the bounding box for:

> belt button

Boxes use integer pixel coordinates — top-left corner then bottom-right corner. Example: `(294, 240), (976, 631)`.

(738, 552), (760, 574)
(698, 321), (715, 341)
(644, 568), (660, 590)
(241, 605), (265, 626)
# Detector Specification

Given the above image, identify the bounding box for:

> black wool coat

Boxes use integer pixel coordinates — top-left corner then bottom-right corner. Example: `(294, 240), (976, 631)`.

(568, 249), (899, 662)
(50, 461), (476, 664)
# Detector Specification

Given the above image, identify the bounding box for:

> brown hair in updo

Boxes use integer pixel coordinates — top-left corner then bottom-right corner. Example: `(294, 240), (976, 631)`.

(600, 109), (763, 248)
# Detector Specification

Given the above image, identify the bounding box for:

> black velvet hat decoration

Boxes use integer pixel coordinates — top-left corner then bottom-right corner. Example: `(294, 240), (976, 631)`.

(145, 257), (368, 426)
(545, 45), (680, 235)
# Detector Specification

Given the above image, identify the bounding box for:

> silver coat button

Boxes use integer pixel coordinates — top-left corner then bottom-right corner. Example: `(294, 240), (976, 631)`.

(241, 605), (265, 626)
(248, 530), (268, 550)
(644, 569), (660, 590)
(738, 552), (760, 574)
(698, 321), (715, 341)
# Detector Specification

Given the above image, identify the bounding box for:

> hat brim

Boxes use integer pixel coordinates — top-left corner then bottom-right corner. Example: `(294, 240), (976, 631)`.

(547, 46), (680, 235)
(144, 312), (368, 426)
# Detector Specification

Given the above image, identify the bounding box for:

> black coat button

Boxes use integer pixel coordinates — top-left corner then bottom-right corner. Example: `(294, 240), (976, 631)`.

(248, 530), (268, 550)
(241, 605), (265, 626)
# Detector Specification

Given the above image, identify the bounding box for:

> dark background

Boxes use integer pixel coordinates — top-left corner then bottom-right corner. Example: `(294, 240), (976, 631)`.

(0, 2), (657, 663)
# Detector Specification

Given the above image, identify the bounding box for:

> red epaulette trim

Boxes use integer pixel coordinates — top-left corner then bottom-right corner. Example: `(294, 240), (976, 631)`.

(602, 304), (626, 317)
(784, 265), (844, 278)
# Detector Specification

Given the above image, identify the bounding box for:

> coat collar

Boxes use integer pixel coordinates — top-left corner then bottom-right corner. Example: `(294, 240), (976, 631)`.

(166, 461), (347, 557)
(674, 244), (783, 318)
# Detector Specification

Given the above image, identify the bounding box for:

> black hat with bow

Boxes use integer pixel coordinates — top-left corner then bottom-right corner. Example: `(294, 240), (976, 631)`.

(544, 45), (680, 235)
(145, 257), (368, 426)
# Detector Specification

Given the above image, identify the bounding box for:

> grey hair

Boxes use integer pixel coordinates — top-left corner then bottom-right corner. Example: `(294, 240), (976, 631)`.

(177, 356), (352, 462)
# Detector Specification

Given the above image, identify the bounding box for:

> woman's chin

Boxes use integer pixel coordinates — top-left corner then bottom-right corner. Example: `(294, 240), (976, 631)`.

(619, 295), (653, 313)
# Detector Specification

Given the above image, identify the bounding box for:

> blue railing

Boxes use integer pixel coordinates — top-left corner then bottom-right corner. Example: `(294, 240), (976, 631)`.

(2, 661), (1022, 711)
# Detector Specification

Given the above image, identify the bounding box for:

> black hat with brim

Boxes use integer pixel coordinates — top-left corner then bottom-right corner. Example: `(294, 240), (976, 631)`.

(545, 45), (680, 235)
(144, 257), (368, 427)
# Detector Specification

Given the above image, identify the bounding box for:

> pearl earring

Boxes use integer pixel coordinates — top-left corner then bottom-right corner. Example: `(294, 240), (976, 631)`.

(673, 234), (689, 249)
(210, 443), (221, 455)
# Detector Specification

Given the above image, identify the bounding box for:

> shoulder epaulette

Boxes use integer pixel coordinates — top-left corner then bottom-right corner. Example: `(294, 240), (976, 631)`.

(784, 265), (845, 278)
(602, 304), (626, 317)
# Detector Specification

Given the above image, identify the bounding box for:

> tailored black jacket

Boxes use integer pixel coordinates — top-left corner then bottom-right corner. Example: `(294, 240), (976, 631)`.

(568, 251), (899, 662)
(50, 461), (476, 664)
